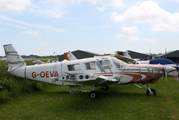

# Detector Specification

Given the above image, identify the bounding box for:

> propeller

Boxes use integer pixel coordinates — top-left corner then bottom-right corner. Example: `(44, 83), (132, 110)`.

(164, 48), (167, 81)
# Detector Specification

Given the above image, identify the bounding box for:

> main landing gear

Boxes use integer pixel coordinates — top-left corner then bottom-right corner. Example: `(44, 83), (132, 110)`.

(88, 85), (109, 99)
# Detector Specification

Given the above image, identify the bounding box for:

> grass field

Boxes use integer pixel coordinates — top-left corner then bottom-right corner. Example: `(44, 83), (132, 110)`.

(0, 77), (179, 119)
(1, 59), (179, 119)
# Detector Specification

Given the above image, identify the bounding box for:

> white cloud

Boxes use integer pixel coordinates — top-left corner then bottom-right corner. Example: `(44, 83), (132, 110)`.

(75, 0), (100, 5)
(115, 26), (139, 39)
(121, 26), (139, 35)
(20, 31), (41, 36)
(0, 15), (65, 32)
(144, 38), (155, 43)
(115, 34), (125, 38)
(110, 1), (179, 32)
(29, 0), (65, 18)
(171, 0), (179, 3)
(0, 0), (32, 12)
(76, 0), (126, 8)
(97, 7), (105, 11)
(110, 0), (126, 8)
(128, 36), (141, 42)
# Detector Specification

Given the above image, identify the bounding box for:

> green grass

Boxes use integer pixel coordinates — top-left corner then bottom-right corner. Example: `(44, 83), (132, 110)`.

(1, 58), (179, 119)
(0, 77), (179, 120)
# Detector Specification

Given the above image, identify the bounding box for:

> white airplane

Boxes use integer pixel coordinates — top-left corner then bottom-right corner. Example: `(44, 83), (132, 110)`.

(4, 44), (175, 98)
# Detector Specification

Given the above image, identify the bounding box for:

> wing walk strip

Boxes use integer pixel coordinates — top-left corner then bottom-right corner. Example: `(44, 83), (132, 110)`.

(6, 51), (18, 54)
(8, 61), (25, 64)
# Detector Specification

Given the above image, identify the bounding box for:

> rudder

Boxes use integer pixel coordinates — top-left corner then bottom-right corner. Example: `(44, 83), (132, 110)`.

(3, 44), (26, 76)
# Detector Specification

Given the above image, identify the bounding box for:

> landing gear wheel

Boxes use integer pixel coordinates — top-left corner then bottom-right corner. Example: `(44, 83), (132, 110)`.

(89, 91), (98, 99)
(146, 88), (156, 96)
(101, 85), (109, 90)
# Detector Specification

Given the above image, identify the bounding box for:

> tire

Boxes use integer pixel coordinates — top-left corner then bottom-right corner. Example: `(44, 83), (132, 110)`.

(101, 85), (109, 90)
(146, 88), (156, 96)
(89, 91), (98, 99)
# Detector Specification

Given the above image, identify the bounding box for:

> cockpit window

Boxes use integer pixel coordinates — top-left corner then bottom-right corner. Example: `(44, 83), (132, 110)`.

(84, 61), (96, 70)
(68, 64), (81, 71)
(100, 60), (112, 69)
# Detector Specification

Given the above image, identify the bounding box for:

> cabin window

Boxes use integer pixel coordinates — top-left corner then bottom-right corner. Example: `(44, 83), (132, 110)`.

(68, 64), (81, 71)
(85, 61), (96, 70)
(100, 60), (112, 69)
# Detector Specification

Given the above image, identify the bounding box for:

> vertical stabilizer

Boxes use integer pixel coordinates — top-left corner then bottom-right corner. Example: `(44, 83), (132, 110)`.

(3, 44), (26, 78)
(64, 51), (77, 61)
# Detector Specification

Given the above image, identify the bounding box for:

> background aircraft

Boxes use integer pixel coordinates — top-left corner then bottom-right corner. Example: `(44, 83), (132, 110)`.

(150, 59), (179, 76)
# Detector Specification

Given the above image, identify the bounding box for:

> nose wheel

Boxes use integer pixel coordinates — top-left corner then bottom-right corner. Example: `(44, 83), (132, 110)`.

(146, 88), (156, 96)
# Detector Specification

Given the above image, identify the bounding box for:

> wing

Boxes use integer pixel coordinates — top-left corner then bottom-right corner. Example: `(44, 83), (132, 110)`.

(115, 54), (137, 64)
(59, 75), (118, 86)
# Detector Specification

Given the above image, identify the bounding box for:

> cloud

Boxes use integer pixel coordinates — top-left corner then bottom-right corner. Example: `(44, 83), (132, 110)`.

(76, 0), (126, 8)
(121, 26), (139, 35)
(128, 36), (141, 42)
(96, 7), (105, 11)
(171, 0), (179, 3)
(0, 15), (65, 32)
(110, 1), (179, 32)
(144, 38), (155, 43)
(0, 0), (32, 12)
(110, 0), (126, 8)
(20, 31), (41, 36)
(30, 0), (66, 18)
(115, 26), (139, 39)
(115, 34), (125, 38)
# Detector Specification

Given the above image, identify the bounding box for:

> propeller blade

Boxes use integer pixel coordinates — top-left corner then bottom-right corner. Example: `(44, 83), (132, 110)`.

(165, 71), (167, 81)
(165, 48), (167, 65)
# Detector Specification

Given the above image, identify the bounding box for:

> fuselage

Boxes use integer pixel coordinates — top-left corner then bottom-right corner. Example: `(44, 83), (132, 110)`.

(12, 56), (166, 87)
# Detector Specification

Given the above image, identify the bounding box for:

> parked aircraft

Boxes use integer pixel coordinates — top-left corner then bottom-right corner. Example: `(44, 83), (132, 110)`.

(115, 51), (150, 64)
(4, 44), (175, 98)
(150, 59), (179, 76)
(64, 51), (77, 61)
(116, 51), (177, 73)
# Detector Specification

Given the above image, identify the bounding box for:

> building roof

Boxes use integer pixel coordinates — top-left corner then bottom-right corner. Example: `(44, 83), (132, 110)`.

(157, 50), (179, 58)
(58, 49), (102, 61)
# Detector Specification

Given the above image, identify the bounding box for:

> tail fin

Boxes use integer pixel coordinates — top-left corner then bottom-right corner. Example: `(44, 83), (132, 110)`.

(3, 44), (26, 77)
(64, 51), (77, 61)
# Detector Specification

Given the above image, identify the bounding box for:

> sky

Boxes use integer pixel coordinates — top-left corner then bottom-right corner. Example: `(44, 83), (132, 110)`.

(1, 0), (179, 56)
